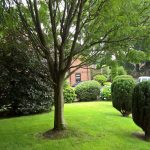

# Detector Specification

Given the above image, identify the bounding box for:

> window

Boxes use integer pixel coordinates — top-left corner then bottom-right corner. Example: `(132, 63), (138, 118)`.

(75, 73), (81, 83)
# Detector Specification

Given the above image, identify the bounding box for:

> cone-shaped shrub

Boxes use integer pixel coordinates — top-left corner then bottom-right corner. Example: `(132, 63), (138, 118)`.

(111, 77), (135, 116)
(132, 81), (150, 141)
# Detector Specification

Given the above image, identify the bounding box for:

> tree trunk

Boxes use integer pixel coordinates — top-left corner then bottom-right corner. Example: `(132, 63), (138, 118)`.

(53, 75), (66, 131)
(145, 130), (150, 141)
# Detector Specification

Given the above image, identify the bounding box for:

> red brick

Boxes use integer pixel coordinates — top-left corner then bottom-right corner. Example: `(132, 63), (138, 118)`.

(68, 59), (91, 86)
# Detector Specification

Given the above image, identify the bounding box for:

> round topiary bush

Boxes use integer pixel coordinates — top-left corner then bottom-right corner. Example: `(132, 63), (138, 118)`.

(100, 86), (111, 101)
(111, 77), (135, 116)
(75, 80), (100, 101)
(132, 81), (150, 141)
(93, 75), (107, 85)
(113, 75), (133, 81)
(63, 85), (76, 103)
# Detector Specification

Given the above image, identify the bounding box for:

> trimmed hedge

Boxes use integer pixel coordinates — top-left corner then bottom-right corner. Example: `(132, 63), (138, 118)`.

(93, 75), (107, 85)
(132, 81), (150, 141)
(75, 80), (100, 101)
(111, 77), (135, 116)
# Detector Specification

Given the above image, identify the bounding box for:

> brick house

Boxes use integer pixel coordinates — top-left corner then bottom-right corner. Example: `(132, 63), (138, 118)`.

(68, 59), (91, 86)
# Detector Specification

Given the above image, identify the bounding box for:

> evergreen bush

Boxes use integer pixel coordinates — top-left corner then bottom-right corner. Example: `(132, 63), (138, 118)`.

(111, 77), (135, 116)
(0, 38), (53, 116)
(132, 81), (150, 141)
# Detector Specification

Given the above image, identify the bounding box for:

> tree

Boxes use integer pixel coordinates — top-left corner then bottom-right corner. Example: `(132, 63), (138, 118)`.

(6, 0), (150, 131)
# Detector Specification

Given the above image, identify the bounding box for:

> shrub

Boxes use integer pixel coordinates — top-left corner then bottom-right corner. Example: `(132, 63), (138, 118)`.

(0, 37), (53, 116)
(75, 80), (100, 101)
(132, 81), (150, 141)
(63, 85), (76, 103)
(100, 86), (111, 101)
(104, 82), (112, 86)
(117, 66), (127, 76)
(111, 77), (135, 116)
(113, 75), (133, 81)
(93, 75), (107, 85)
(64, 80), (70, 88)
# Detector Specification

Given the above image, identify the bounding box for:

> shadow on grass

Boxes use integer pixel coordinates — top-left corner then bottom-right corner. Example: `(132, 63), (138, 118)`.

(132, 132), (145, 141)
(38, 127), (93, 141)
(0, 110), (52, 120)
(102, 112), (124, 118)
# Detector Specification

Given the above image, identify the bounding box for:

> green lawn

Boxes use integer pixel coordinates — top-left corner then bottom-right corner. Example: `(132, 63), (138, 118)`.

(0, 102), (149, 150)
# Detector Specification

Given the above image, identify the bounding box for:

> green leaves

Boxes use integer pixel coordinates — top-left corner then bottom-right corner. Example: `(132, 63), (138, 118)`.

(63, 86), (76, 103)
(111, 76), (135, 116)
(132, 81), (150, 140)
(93, 74), (107, 85)
(127, 49), (146, 63)
(75, 80), (100, 101)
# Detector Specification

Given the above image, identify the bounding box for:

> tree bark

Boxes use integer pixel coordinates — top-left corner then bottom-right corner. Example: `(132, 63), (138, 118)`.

(145, 130), (150, 141)
(53, 75), (66, 131)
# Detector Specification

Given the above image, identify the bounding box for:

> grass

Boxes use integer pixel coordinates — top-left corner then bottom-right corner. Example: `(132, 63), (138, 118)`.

(0, 101), (149, 150)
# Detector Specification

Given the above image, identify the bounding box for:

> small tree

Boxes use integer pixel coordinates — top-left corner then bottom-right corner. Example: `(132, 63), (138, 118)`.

(132, 81), (150, 141)
(111, 77), (135, 116)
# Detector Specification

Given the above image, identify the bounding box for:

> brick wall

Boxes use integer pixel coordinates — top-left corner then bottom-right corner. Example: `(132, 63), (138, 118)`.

(68, 59), (91, 86)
